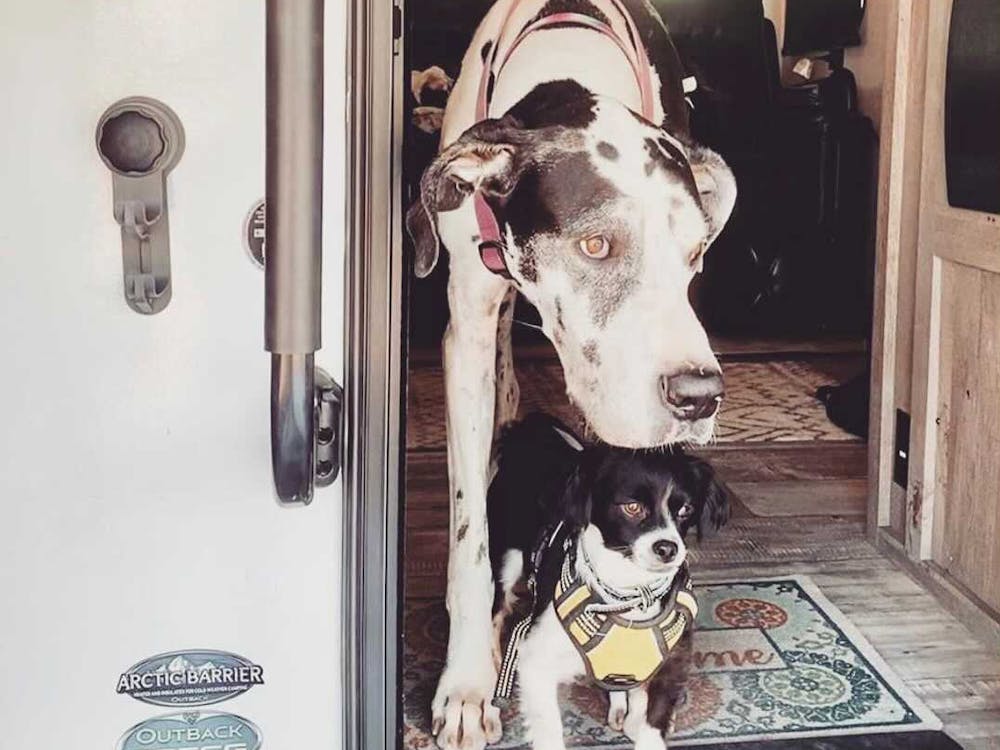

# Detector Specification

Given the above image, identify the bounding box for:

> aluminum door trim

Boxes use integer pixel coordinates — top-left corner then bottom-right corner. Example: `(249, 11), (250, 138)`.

(343, 1), (404, 748)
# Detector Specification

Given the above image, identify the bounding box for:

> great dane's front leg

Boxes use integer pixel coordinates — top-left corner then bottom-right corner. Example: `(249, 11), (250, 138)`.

(493, 286), (520, 441)
(432, 277), (509, 750)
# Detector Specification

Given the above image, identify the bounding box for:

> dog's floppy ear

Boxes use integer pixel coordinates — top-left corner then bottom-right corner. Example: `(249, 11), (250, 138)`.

(405, 115), (533, 278)
(686, 145), (737, 272)
(679, 455), (732, 541)
(405, 191), (443, 278)
(559, 460), (593, 532)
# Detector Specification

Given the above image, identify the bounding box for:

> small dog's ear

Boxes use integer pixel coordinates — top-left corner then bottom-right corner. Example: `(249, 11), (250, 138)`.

(559, 463), (592, 532)
(681, 456), (732, 541)
(700, 471), (732, 540)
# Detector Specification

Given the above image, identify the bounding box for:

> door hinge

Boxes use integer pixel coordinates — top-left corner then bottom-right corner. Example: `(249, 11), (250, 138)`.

(392, 2), (402, 55)
(315, 368), (344, 487)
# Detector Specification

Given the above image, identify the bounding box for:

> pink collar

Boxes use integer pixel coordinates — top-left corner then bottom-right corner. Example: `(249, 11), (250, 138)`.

(473, 0), (656, 278)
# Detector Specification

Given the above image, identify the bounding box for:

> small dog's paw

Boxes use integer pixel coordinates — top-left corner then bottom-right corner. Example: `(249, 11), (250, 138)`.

(634, 734), (667, 750)
(526, 732), (568, 750)
(607, 691), (628, 731)
(608, 706), (626, 731)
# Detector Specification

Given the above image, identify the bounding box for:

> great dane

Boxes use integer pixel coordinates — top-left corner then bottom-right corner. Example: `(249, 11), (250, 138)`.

(406, 1), (736, 747)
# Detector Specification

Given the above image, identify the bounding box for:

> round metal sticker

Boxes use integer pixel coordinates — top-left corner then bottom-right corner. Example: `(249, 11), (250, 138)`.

(243, 199), (265, 268)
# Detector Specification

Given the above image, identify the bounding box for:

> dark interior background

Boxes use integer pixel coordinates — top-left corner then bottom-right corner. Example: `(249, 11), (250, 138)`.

(403, 0), (878, 349)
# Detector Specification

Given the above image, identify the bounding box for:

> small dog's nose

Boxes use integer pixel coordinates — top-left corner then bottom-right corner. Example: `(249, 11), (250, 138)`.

(653, 540), (678, 562)
(660, 369), (724, 420)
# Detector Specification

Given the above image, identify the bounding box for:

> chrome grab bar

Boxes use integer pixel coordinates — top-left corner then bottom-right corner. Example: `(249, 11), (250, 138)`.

(265, 0), (326, 505)
(270, 354), (316, 503)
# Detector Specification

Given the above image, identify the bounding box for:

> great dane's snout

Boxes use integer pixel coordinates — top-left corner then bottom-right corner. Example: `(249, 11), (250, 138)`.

(660, 369), (724, 420)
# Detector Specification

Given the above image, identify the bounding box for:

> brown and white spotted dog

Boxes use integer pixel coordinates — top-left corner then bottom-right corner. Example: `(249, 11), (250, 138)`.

(405, 1), (737, 748)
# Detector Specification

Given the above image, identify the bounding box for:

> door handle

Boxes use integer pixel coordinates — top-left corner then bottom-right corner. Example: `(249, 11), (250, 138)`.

(265, 0), (339, 505)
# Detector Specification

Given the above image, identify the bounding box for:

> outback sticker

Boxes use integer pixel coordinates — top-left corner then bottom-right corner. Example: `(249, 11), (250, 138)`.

(117, 711), (262, 750)
(117, 650), (264, 707)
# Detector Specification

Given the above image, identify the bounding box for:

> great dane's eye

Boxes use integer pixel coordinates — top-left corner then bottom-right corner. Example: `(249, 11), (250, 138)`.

(579, 235), (610, 259)
(450, 177), (474, 196)
(620, 501), (647, 519)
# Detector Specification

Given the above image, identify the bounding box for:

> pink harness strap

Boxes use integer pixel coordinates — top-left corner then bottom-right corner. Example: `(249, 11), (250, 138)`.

(472, 0), (656, 278)
(474, 191), (511, 276)
(476, 3), (655, 122)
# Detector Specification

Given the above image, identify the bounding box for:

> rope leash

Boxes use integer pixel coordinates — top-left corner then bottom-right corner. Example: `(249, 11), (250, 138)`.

(493, 613), (532, 705)
(493, 521), (569, 705)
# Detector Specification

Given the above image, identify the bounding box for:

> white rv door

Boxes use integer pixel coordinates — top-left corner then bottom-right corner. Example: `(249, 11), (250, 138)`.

(0, 2), (347, 747)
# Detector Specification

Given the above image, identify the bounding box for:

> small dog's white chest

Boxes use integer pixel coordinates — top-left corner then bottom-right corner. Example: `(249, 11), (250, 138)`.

(516, 606), (588, 686)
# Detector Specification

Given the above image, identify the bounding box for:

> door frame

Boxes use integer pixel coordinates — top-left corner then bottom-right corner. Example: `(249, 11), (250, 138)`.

(343, 1), (405, 749)
(868, 0), (1000, 647)
(344, 0), (1000, 745)
(868, 0), (926, 542)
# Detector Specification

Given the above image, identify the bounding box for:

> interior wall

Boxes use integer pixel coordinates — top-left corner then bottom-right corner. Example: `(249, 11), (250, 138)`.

(762, 0), (890, 135)
(846, 2), (917, 415)
(763, 1), (913, 418)
(846, 1), (890, 136)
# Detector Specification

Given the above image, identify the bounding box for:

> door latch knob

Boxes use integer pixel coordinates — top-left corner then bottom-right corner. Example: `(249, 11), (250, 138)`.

(96, 97), (184, 315)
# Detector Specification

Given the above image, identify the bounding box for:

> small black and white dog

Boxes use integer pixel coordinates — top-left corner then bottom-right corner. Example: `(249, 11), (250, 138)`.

(488, 414), (730, 750)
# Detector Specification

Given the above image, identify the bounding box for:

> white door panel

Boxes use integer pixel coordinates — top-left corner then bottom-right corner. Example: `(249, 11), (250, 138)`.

(0, 2), (345, 747)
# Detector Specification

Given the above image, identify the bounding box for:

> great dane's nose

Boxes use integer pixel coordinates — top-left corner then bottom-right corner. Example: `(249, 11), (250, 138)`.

(660, 369), (724, 420)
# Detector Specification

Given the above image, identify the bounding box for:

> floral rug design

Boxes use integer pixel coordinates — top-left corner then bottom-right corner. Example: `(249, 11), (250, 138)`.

(402, 577), (940, 748)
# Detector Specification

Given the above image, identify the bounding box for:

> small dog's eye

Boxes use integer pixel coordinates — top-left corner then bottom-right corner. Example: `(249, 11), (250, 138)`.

(579, 235), (610, 259)
(678, 503), (693, 520)
(621, 501), (646, 519)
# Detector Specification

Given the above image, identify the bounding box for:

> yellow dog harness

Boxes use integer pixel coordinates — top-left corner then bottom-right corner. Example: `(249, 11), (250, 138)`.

(493, 525), (698, 701)
(553, 556), (698, 691)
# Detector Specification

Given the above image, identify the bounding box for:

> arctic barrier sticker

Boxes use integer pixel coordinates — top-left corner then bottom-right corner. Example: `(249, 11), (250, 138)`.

(117, 711), (262, 750)
(117, 650), (265, 707)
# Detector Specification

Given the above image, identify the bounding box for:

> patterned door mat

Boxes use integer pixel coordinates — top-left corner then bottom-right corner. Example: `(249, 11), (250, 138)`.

(406, 359), (862, 451)
(671, 732), (962, 750)
(402, 577), (941, 748)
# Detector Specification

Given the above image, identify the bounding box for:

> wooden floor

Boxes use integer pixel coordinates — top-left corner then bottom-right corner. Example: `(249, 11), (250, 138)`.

(403, 347), (1000, 748)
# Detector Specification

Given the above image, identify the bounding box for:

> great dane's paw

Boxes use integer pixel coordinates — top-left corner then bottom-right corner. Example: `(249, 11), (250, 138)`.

(431, 669), (502, 749)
